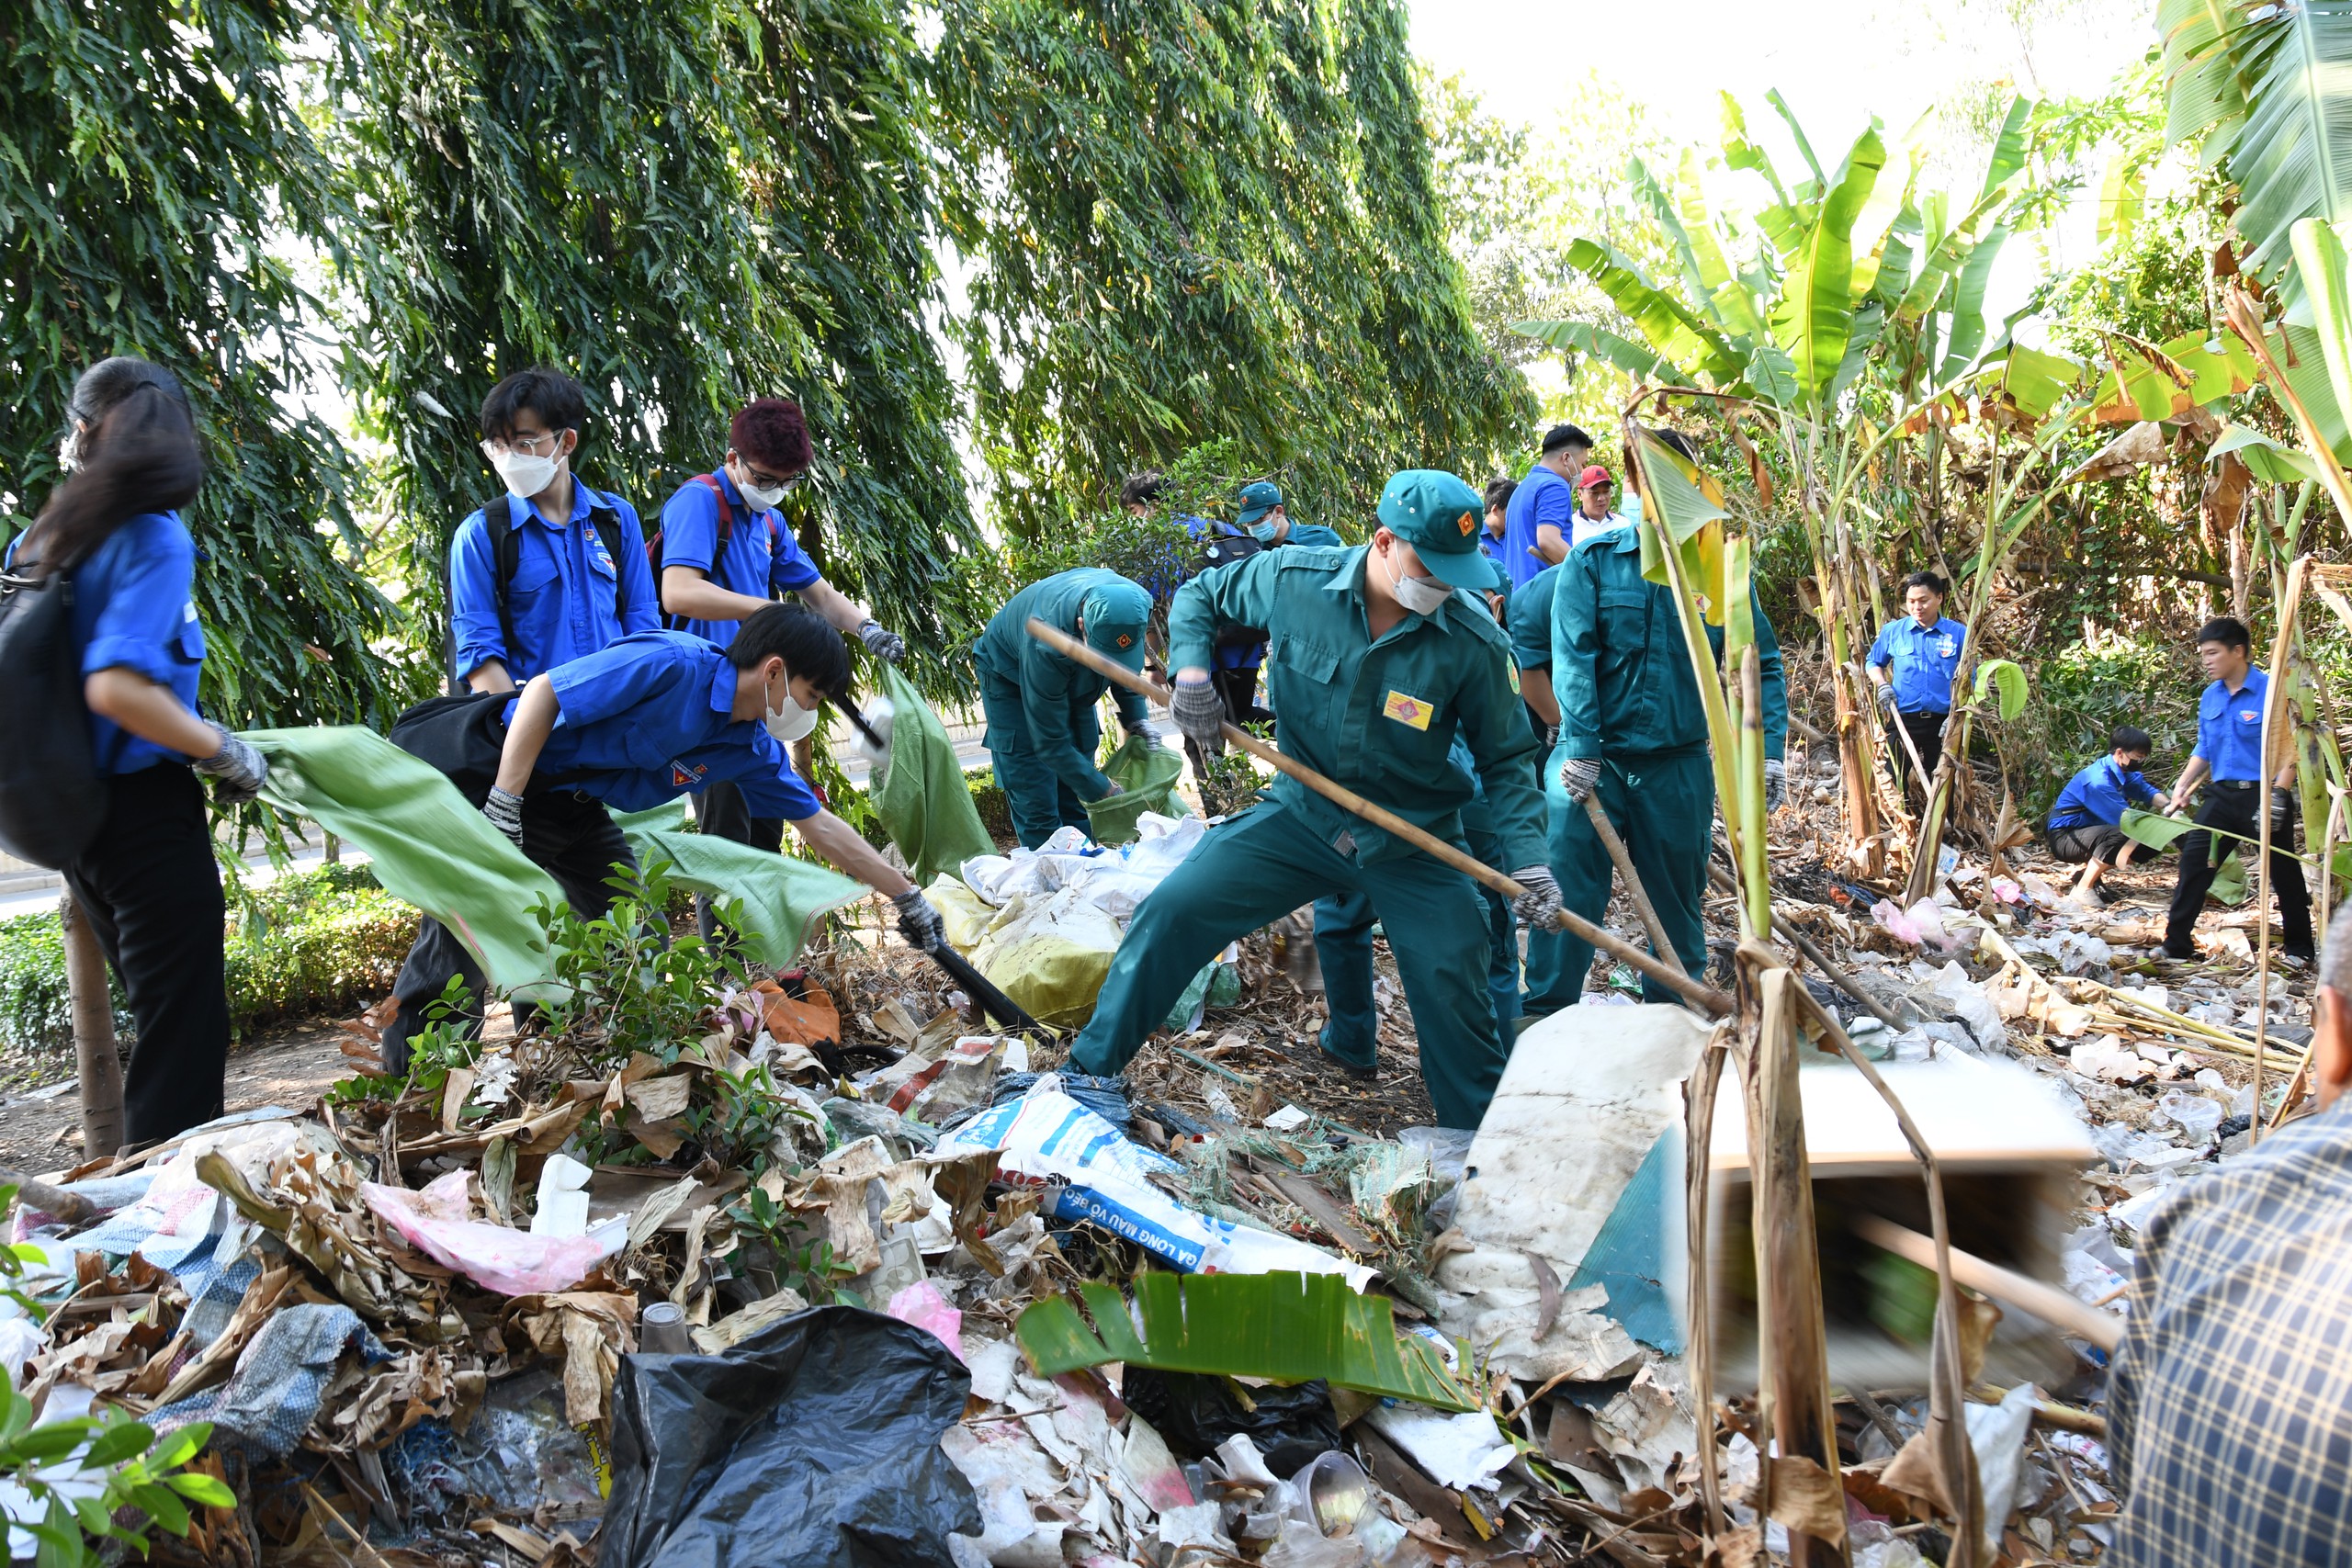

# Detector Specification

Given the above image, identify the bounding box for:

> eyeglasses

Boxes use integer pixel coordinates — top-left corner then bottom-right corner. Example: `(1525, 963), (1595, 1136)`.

(480, 429), (562, 459)
(741, 463), (807, 493)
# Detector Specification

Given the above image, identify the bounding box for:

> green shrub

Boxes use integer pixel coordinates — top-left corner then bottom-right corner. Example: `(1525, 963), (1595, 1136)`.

(0, 864), (416, 1053)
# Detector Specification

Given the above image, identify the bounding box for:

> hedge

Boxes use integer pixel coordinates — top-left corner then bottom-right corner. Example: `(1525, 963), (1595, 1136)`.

(0, 863), (414, 1053)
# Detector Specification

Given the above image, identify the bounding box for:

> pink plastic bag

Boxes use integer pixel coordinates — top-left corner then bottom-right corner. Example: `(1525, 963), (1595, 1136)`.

(363, 1170), (608, 1296)
(885, 1280), (966, 1362)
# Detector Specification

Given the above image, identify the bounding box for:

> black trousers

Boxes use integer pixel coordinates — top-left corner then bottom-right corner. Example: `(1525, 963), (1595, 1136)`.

(61, 763), (230, 1146)
(2165, 783), (2312, 958)
(1887, 708), (1948, 798)
(380, 790), (636, 1071)
(692, 780), (784, 944)
(2048, 823), (2131, 865)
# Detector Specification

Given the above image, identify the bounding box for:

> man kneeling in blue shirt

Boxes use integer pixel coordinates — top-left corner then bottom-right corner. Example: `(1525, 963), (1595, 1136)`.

(2046, 725), (2162, 905)
(391, 605), (943, 1059)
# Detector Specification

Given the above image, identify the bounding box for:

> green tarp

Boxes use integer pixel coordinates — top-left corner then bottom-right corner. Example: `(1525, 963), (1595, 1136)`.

(615, 802), (865, 968)
(245, 727), (560, 995)
(870, 665), (996, 884)
(1084, 733), (1188, 847)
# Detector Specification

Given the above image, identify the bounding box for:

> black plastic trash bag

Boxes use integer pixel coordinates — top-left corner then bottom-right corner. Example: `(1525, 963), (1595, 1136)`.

(1121, 1367), (1341, 1477)
(599, 1305), (980, 1567)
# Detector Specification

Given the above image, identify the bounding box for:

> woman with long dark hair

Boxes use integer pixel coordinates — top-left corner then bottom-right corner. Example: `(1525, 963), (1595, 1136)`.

(5, 357), (267, 1147)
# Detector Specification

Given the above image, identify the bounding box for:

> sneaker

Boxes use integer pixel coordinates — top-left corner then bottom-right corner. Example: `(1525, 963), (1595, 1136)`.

(2160, 942), (2198, 963)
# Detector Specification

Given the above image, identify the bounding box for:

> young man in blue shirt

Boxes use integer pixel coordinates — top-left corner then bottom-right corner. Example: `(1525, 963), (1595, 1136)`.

(447, 368), (659, 695)
(391, 368), (659, 1066)
(1499, 423), (1589, 592)
(649, 397), (905, 940)
(2162, 616), (2313, 963)
(1479, 478), (1515, 575)
(2046, 726), (2160, 903)
(1867, 570), (1966, 802)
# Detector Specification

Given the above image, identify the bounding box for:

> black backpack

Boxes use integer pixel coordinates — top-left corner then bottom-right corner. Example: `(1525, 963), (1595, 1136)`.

(447, 489), (634, 690)
(1193, 521), (1269, 654)
(0, 549), (108, 868)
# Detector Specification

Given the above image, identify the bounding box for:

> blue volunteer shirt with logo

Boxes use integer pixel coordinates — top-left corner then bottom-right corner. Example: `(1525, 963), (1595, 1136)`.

(654, 469), (824, 647)
(2193, 667), (2271, 783)
(524, 631), (822, 818)
(1501, 464), (1574, 592)
(449, 487), (658, 683)
(7, 512), (207, 774)
(1867, 615), (1968, 714)
(2048, 756), (2157, 830)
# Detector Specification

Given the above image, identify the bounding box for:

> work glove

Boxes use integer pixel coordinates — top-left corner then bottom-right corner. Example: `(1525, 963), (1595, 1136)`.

(1874, 683), (1899, 716)
(856, 619), (906, 663)
(2273, 784), (2298, 825)
(1170, 675), (1227, 752)
(1541, 721), (1562, 750)
(482, 786), (526, 850)
(1558, 755), (1601, 804)
(1763, 758), (1787, 812)
(1126, 717), (1168, 750)
(893, 888), (944, 952)
(192, 729), (269, 806)
(1510, 864), (1562, 928)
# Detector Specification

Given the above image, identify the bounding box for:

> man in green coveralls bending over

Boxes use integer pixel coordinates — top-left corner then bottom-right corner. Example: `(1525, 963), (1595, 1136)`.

(974, 569), (1164, 848)
(1532, 434), (1788, 1006)
(1069, 471), (1555, 1129)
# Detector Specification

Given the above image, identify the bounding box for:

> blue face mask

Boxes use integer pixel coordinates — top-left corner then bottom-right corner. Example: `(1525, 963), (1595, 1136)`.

(1250, 522), (1278, 543)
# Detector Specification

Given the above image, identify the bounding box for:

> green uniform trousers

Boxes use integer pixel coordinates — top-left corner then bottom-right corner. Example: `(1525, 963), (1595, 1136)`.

(1069, 800), (1511, 1129)
(1314, 884), (1517, 1074)
(978, 667), (1102, 848)
(1522, 746), (1713, 1010)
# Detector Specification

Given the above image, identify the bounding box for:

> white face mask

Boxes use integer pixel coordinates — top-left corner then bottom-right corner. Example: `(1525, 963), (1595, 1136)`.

(764, 671), (820, 745)
(484, 444), (563, 499)
(1382, 543), (1452, 616)
(739, 476), (788, 511)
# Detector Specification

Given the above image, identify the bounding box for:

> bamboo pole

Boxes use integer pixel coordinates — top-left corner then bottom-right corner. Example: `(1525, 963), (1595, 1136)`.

(1684, 1025), (1731, 1540)
(1025, 617), (1734, 1016)
(1852, 1214), (2120, 1351)
(2252, 557), (2310, 1145)
(59, 894), (124, 1159)
(1582, 796), (1687, 979)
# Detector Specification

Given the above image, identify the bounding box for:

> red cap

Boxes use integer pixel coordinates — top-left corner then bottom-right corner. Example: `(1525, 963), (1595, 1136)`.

(1576, 465), (1611, 490)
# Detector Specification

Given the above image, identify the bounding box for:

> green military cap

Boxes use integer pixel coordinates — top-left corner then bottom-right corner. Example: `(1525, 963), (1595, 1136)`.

(1237, 480), (1283, 526)
(1374, 470), (1491, 589)
(1080, 578), (1152, 671)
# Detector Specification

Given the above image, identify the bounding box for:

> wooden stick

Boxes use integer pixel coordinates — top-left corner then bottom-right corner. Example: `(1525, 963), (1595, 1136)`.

(0, 1164), (96, 1228)
(59, 894), (124, 1160)
(2254, 556), (2310, 1145)
(1852, 1213), (2120, 1351)
(1027, 618), (1732, 1016)
(1583, 795), (1688, 977)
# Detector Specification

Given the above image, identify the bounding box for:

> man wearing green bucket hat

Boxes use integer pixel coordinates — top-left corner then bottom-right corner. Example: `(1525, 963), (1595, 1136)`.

(975, 568), (1164, 847)
(1069, 471), (1551, 1130)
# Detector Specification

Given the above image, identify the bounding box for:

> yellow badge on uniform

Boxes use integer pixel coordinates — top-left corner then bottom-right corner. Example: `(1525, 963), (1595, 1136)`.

(1509, 665), (1521, 694)
(1383, 690), (1433, 730)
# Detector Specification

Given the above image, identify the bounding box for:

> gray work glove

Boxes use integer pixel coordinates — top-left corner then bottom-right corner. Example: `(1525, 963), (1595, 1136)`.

(482, 785), (526, 850)
(1763, 758), (1787, 812)
(192, 729), (269, 806)
(893, 888), (944, 951)
(2272, 784), (2298, 825)
(1875, 682), (1899, 716)
(1510, 864), (1562, 928)
(1541, 721), (1562, 750)
(1558, 755), (1601, 804)
(856, 619), (906, 663)
(1126, 717), (1168, 750)
(1170, 675), (1226, 752)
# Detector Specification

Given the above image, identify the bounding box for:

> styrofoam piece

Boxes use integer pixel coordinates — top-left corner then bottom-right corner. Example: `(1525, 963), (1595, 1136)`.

(1709, 1057), (2098, 1174)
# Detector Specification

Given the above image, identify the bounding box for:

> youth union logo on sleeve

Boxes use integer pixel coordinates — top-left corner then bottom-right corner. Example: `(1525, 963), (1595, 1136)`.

(1382, 691), (1432, 730)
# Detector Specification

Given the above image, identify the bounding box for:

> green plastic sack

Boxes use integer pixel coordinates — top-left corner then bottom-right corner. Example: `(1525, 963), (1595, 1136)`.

(245, 726), (564, 996)
(1084, 734), (1188, 846)
(616, 803), (866, 968)
(871, 665), (997, 884)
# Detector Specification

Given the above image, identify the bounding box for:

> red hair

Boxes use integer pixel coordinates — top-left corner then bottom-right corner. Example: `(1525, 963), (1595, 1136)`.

(729, 398), (812, 473)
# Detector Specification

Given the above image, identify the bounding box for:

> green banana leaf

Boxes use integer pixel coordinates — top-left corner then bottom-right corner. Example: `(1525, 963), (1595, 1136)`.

(2228, 1), (2352, 309)
(1513, 319), (1679, 384)
(1558, 239), (1746, 381)
(1676, 150), (1767, 340)
(1015, 1273), (1478, 1412)
(2291, 217), (2352, 444)
(2002, 345), (2087, 420)
(246, 726), (561, 995)
(1978, 96), (2035, 203)
(2211, 423), (2321, 485)
(614, 802), (865, 969)
(2159, 0), (2250, 152)
(1937, 223), (2012, 382)
(1770, 125), (1888, 406)
(1974, 658), (2028, 721)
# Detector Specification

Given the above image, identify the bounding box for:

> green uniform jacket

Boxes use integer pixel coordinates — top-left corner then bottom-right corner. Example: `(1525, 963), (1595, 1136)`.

(1550, 524), (1786, 761)
(975, 569), (1151, 799)
(1170, 546), (1544, 868)
(1283, 524), (1346, 547)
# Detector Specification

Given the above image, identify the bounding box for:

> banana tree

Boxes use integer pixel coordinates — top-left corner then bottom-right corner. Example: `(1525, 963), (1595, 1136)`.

(1516, 96), (2034, 876)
